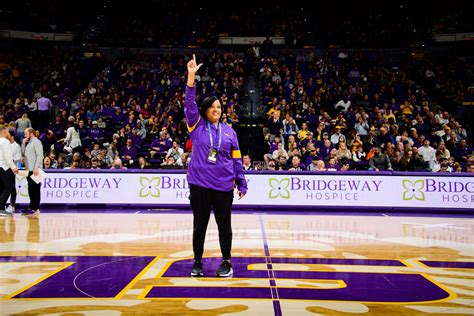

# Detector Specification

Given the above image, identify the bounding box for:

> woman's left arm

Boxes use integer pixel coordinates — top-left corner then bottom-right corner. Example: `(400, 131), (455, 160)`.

(231, 130), (247, 198)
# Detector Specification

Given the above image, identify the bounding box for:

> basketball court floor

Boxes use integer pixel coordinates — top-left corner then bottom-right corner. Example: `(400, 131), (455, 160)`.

(0, 210), (473, 315)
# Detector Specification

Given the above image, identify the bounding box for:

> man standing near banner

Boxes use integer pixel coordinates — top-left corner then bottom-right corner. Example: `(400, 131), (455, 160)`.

(5, 129), (21, 214)
(21, 128), (44, 215)
(185, 54), (247, 277)
(0, 127), (19, 217)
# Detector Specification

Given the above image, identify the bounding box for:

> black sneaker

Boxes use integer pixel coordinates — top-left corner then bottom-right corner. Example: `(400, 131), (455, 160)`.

(20, 208), (32, 215)
(190, 261), (203, 277)
(21, 209), (39, 216)
(216, 260), (233, 277)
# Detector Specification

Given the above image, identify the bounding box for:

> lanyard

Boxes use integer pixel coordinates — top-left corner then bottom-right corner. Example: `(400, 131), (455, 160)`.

(207, 121), (222, 151)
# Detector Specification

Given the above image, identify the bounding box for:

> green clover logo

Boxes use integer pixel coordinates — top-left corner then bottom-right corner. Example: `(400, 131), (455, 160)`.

(269, 178), (290, 199)
(139, 177), (161, 198)
(402, 180), (425, 201)
(15, 176), (29, 197)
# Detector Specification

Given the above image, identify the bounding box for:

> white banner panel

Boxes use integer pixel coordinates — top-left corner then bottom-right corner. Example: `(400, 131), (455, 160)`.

(390, 176), (474, 208)
(13, 172), (474, 210)
(241, 174), (390, 206)
(14, 173), (190, 205)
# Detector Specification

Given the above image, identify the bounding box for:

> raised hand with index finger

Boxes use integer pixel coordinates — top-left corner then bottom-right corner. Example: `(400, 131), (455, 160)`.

(187, 54), (203, 75)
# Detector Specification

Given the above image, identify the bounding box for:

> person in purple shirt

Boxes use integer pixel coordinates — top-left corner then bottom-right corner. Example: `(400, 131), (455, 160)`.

(101, 104), (115, 120)
(37, 94), (53, 132)
(149, 131), (171, 155)
(128, 127), (142, 147)
(49, 116), (66, 139)
(88, 121), (104, 143)
(186, 55), (247, 278)
(326, 157), (341, 171)
(120, 138), (138, 166)
(111, 108), (124, 124)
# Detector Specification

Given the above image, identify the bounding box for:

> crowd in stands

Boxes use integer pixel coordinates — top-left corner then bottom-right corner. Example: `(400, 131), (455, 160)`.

(1, 49), (245, 170)
(257, 48), (473, 172)
(0, 45), (472, 173)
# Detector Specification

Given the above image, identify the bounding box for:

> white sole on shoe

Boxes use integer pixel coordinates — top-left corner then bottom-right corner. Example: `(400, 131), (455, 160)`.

(216, 268), (233, 277)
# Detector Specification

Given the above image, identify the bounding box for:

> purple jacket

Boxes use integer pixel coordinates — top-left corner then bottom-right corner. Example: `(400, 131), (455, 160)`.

(120, 146), (138, 160)
(185, 85), (247, 194)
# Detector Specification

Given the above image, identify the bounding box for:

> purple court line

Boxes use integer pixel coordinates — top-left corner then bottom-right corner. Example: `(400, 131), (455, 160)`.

(259, 213), (282, 316)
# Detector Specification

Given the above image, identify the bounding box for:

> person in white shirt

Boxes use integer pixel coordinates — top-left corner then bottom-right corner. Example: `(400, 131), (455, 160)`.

(354, 116), (370, 137)
(417, 139), (436, 171)
(165, 141), (184, 163)
(5, 129), (21, 213)
(335, 97), (351, 113)
(64, 117), (82, 153)
(0, 127), (19, 216)
(330, 127), (343, 146)
(272, 143), (289, 161)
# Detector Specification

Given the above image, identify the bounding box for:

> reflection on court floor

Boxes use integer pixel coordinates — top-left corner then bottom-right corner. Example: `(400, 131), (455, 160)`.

(0, 211), (473, 315)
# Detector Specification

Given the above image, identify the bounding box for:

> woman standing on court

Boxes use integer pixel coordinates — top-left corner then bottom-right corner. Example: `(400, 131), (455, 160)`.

(185, 54), (247, 277)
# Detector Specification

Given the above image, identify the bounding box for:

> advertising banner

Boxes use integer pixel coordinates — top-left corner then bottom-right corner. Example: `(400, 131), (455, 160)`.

(13, 171), (473, 210)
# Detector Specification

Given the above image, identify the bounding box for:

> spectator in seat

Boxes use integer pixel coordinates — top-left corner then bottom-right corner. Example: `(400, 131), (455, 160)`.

(288, 156), (305, 171)
(272, 142), (289, 161)
(326, 157), (341, 171)
(49, 115), (66, 140)
(88, 121), (104, 144)
(106, 143), (119, 166)
(166, 140), (184, 162)
(265, 159), (277, 171)
(466, 163), (474, 173)
(453, 139), (471, 163)
(352, 146), (366, 162)
(242, 154), (253, 171)
(176, 153), (190, 169)
(418, 139), (436, 171)
(399, 148), (416, 171)
(336, 140), (352, 162)
(111, 157), (127, 169)
(301, 132), (318, 150)
(136, 156), (150, 169)
(436, 142), (450, 160)
(91, 143), (101, 158)
(334, 96), (351, 113)
(319, 139), (333, 161)
(266, 112), (283, 142)
(161, 156), (180, 169)
(297, 122), (310, 143)
(283, 116), (299, 138)
(330, 126), (343, 146)
(150, 131), (171, 158)
(120, 138), (138, 166)
(95, 152), (108, 169)
(56, 154), (69, 169)
(369, 145), (393, 171)
(276, 156), (288, 171)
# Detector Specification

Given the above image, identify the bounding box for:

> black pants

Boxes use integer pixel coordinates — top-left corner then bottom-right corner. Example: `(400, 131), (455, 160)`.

(27, 171), (41, 210)
(38, 110), (50, 132)
(190, 184), (234, 262)
(8, 169), (16, 206)
(0, 169), (14, 210)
